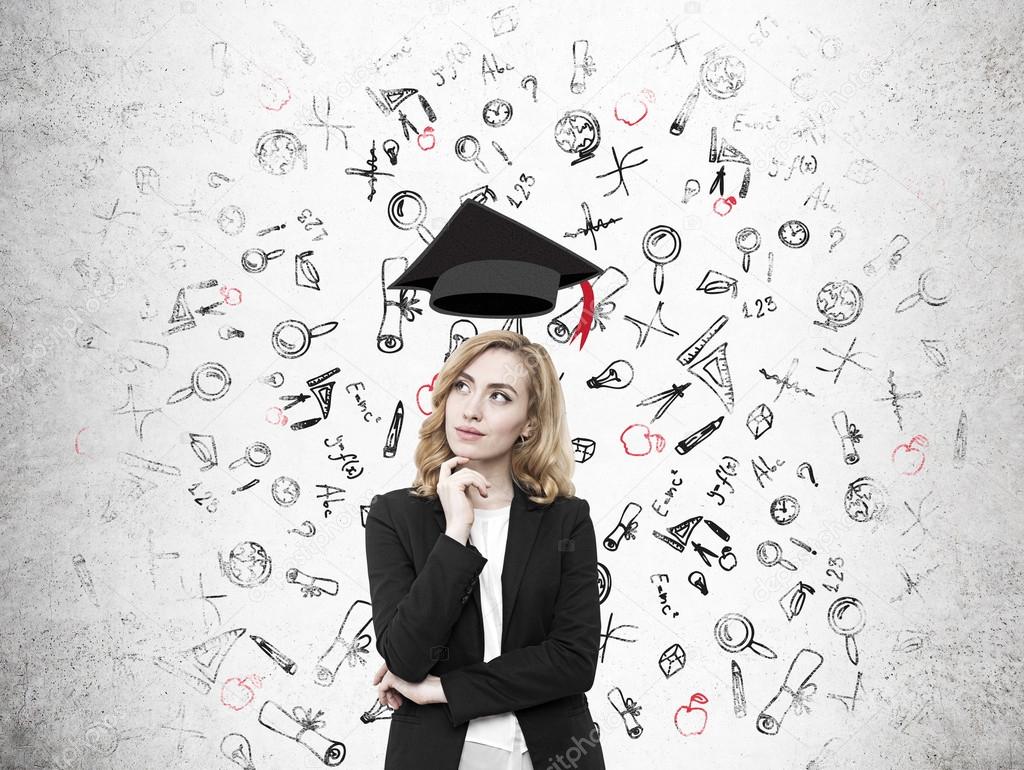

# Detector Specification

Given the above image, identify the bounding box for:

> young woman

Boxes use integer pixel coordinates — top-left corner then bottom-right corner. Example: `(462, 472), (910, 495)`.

(365, 330), (605, 770)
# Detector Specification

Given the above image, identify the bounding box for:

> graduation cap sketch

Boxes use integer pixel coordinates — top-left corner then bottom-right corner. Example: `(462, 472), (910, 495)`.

(387, 199), (603, 348)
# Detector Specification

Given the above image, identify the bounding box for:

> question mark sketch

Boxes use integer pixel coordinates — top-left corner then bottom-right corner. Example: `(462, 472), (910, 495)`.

(796, 462), (818, 487)
(828, 226), (846, 253)
(521, 75), (538, 102)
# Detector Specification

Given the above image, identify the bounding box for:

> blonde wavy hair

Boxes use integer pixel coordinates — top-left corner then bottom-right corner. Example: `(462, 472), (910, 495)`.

(408, 330), (576, 506)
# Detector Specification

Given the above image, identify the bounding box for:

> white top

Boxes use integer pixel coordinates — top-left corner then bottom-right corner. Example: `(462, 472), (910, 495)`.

(462, 503), (530, 754)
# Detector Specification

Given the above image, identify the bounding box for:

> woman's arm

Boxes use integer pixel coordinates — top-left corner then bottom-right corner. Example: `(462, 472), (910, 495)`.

(365, 492), (487, 683)
(438, 499), (601, 727)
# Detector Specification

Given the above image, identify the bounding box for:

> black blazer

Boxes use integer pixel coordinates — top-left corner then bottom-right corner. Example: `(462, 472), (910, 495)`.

(365, 481), (606, 770)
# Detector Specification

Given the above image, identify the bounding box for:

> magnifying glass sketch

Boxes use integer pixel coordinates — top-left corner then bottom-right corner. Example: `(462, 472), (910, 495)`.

(756, 541), (797, 571)
(271, 319), (339, 359)
(167, 362), (232, 404)
(735, 227), (761, 273)
(714, 612), (778, 659)
(642, 225), (681, 294)
(388, 190), (435, 244)
(895, 267), (953, 313)
(228, 442), (272, 470)
(827, 596), (866, 665)
(455, 135), (489, 174)
(241, 247), (285, 274)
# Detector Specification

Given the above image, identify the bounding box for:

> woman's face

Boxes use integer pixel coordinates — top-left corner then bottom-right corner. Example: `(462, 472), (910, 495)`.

(444, 347), (532, 459)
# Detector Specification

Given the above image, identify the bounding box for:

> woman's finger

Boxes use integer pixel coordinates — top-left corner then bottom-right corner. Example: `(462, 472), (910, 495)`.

(468, 470), (491, 498)
(438, 456), (467, 481)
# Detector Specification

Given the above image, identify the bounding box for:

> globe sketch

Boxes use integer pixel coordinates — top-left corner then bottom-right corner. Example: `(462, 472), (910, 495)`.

(815, 280), (864, 330)
(554, 110), (601, 161)
(221, 541), (272, 588)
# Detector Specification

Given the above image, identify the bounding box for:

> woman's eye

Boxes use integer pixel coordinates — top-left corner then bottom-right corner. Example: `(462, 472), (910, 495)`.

(454, 381), (509, 402)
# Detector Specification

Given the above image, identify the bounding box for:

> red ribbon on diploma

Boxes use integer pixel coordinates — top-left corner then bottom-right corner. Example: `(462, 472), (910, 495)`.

(569, 280), (595, 350)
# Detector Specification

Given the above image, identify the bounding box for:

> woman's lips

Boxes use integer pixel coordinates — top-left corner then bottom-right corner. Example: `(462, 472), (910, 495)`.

(456, 428), (484, 440)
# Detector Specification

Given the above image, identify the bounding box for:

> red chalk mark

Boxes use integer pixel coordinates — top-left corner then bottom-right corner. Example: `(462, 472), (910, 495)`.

(620, 424), (667, 456)
(258, 78), (291, 111)
(674, 692), (709, 736)
(892, 434), (928, 475)
(416, 373), (439, 416)
(219, 286), (242, 305)
(417, 126), (436, 151)
(713, 196), (737, 216)
(74, 427), (87, 455)
(614, 90), (655, 126)
(220, 673), (263, 711)
(266, 407), (288, 426)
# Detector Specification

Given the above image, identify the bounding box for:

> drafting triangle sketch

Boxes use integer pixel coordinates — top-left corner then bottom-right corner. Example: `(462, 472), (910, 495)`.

(677, 315), (728, 367)
(688, 341), (735, 413)
(169, 289), (191, 323)
(709, 128), (750, 164)
(653, 515), (703, 553)
(167, 286), (195, 327)
(155, 627), (245, 694)
(368, 87), (418, 114)
(717, 137), (750, 165)
(310, 381), (334, 419)
(166, 288), (196, 334)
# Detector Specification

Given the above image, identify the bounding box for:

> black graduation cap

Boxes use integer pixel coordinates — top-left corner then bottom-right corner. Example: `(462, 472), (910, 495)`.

(388, 200), (603, 344)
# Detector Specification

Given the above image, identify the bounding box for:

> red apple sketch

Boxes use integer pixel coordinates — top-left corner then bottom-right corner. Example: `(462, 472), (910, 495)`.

(614, 89), (656, 126)
(892, 434), (927, 475)
(674, 692), (709, 736)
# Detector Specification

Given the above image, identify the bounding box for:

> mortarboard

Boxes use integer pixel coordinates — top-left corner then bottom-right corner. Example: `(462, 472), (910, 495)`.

(387, 199), (603, 348)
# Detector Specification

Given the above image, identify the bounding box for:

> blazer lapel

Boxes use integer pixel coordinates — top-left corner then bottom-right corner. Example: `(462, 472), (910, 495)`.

(430, 480), (546, 653)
